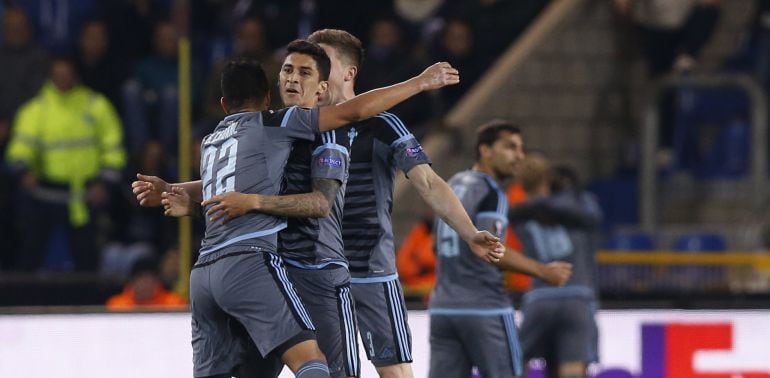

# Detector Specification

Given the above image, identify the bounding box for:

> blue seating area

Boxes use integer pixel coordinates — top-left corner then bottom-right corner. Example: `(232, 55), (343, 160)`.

(671, 88), (751, 179)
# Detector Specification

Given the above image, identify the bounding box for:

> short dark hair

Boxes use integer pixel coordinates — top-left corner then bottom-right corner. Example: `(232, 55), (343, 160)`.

(286, 39), (331, 81)
(475, 120), (522, 160)
(550, 164), (581, 193)
(307, 29), (365, 68)
(220, 58), (269, 109)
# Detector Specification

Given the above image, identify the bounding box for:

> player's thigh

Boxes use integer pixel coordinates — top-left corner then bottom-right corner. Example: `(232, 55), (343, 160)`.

(555, 299), (595, 365)
(351, 279), (412, 367)
(519, 301), (557, 361)
(428, 315), (471, 378)
(212, 252), (316, 358)
(190, 265), (244, 377)
(288, 266), (360, 378)
(460, 314), (521, 378)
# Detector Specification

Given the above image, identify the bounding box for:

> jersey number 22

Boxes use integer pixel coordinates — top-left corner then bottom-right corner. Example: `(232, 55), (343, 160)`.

(201, 138), (239, 201)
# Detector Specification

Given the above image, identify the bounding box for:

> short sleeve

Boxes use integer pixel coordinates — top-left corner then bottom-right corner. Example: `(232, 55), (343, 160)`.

(310, 129), (350, 183)
(475, 189), (508, 239)
(372, 112), (431, 173)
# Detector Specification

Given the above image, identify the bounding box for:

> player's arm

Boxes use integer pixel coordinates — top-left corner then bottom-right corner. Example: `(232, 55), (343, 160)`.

(494, 247), (572, 286)
(132, 174), (203, 206)
(161, 186), (203, 219)
(317, 62), (459, 131)
(407, 164), (504, 263)
(201, 178), (340, 223)
(509, 197), (601, 229)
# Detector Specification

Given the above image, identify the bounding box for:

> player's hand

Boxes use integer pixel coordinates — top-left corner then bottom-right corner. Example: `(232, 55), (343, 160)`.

(162, 186), (194, 217)
(131, 173), (169, 207)
(540, 261), (572, 287)
(201, 192), (257, 224)
(468, 230), (506, 263)
(417, 62), (460, 91)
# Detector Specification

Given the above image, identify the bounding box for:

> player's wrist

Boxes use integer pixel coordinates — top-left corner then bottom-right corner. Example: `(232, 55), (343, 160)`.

(250, 194), (262, 212)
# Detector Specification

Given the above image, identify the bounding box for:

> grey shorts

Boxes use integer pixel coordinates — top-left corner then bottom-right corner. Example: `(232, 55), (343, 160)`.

(190, 251), (316, 377)
(286, 265), (360, 378)
(519, 297), (598, 365)
(351, 277), (412, 366)
(429, 310), (522, 378)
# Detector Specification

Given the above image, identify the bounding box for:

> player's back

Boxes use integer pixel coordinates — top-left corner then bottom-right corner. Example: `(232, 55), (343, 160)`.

(430, 170), (510, 310)
(198, 107), (318, 258)
(342, 112), (431, 279)
(279, 128), (350, 267)
(519, 190), (602, 292)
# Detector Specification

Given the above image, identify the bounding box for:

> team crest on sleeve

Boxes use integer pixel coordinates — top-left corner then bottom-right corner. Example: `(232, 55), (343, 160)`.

(494, 220), (504, 236)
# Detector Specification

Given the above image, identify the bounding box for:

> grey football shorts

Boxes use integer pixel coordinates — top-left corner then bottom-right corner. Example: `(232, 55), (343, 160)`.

(350, 277), (412, 367)
(190, 251), (316, 377)
(286, 265), (360, 377)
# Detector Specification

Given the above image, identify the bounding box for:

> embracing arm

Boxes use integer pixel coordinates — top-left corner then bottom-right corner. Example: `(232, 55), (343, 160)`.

(495, 247), (572, 286)
(317, 62), (459, 131)
(509, 196), (600, 229)
(252, 178), (340, 218)
(132, 174), (203, 206)
(201, 178), (341, 223)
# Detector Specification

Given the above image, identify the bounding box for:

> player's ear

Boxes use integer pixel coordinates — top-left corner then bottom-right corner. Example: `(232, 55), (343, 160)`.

(318, 80), (329, 95)
(345, 66), (357, 82)
(264, 91), (271, 109)
(220, 97), (229, 114)
(479, 144), (491, 160)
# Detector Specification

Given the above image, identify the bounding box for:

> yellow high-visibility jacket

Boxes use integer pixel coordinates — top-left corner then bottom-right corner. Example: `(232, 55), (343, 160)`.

(6, 81), (126, 225)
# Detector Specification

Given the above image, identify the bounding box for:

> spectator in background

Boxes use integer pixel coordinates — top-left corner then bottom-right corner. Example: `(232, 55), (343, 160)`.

(122, 21), (199, 156)
(504, 180), (533, 293)
(356, 17), (435, 135)
(510, 157), (602, 378)
(106, 256), (186, 310)
(0, 7), (48, 269)
(613, 0), (723, 76)
(17, 0), (97, 54)
(201, 17), (281, 121)
(397, 210), (437, 292)
(429, 18), (483, 110)
(0, 7), (48, 147)
(99, 0), (167, 66)
(74, 20), (127, 107)
(5, 56), (126, 272)
(441, 0), (550, 64)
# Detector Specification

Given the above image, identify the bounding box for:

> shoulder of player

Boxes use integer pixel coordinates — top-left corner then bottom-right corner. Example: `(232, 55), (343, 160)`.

(260, 105), (315, 127)
(369, 112), (415, 139)
(314, 129), (350, 151)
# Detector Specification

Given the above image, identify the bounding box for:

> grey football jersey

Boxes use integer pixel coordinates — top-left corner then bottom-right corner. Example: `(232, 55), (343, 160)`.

(430, 170), (511, 309)
(198, 107), (319, 257)
(279, 128), (350, 268)
(342, 112), (431, 279)
(511, 191), (603, 292)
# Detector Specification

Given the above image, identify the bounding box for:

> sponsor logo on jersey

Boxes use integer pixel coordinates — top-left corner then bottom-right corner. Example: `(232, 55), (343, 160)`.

(317, 156), (343, 168)
(406, 145), (423, 157)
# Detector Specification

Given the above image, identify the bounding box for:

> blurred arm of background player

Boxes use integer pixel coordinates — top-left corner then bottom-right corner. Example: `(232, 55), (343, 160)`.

(494, 246), (572, 286)
(407, 164), (506, 264)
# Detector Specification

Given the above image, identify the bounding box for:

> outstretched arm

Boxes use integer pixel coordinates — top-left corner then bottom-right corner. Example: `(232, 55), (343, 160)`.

(496, 247), (572, 286)
(407, 164), (505, 263)
(201, 178), (341, 223)
(317, 62), (459, 132)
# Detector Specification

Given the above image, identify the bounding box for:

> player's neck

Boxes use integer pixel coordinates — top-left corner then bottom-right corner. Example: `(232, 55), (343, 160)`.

(342, 83), (356, 101)
(472, 163), (501, 184)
